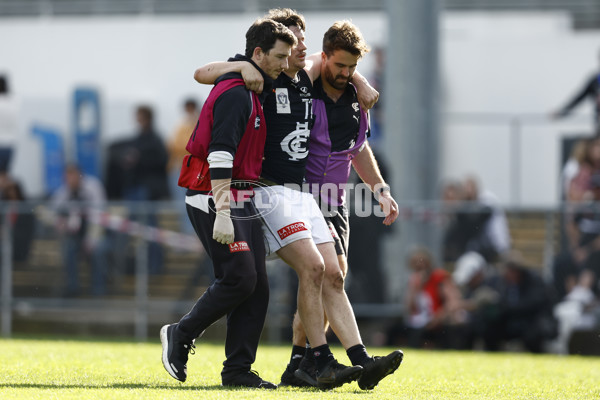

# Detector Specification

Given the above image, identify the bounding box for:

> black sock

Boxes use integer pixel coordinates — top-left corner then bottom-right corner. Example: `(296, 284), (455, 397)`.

(288, 345), (306, 370)
(304, 342), (314, 361)
(346, 344), (371, 366)
(312, 344), (335, 372)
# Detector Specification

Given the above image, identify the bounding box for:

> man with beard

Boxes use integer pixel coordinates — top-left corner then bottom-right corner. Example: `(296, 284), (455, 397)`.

(293, 19), (401, 388)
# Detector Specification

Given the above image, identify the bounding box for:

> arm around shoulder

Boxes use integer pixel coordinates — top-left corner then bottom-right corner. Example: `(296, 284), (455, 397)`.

(194, 61), (264, 93)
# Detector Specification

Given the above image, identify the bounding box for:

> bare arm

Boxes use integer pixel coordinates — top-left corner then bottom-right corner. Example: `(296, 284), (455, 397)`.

(552, 75), (596, 118)
(304, 52), (321, 83)
(194, 61), (264, 93)
(351, 142), (398, 225)
(352, 71), (380, 111)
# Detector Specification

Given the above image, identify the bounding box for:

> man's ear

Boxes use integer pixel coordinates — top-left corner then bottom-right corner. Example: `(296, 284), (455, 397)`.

(253, 47), (265, 62)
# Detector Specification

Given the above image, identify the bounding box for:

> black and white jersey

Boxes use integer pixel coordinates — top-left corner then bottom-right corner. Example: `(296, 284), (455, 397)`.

(261, 69), (314, 186)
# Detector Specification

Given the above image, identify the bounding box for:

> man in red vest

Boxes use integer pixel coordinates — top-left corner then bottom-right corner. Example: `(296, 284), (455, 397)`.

(160, 18), (295, 389)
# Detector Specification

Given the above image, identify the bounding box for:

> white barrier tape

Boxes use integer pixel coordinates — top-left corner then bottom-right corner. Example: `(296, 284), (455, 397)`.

(92, 211), (203, 252)
(397, 207), (444, 224)
(37, 206), (203, 252)
(39, 203), (448, 253)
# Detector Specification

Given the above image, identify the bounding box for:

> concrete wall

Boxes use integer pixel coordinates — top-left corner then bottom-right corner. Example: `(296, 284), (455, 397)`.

(441, 12), (600, 206)
(1, 11), (599, 203)
(0, 12), (384, 197)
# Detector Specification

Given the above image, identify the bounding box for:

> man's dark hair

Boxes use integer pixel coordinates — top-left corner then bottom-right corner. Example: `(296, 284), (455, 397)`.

(264, 8), (306, 31)
(322, 20), (370, 58)
(245, 18), (297, 58)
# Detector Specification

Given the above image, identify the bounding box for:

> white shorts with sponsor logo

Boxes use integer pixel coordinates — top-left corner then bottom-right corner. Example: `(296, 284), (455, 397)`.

(252, 185), (334, 255)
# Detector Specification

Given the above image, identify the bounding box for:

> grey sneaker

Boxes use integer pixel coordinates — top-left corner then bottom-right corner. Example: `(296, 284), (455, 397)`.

(160, 324), (195, 382)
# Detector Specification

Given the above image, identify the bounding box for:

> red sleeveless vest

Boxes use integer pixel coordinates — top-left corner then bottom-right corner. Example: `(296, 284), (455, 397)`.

(178, 78), (267, 194)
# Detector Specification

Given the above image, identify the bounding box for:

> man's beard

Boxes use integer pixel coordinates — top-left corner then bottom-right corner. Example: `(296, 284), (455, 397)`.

(324, 67), (349, 90)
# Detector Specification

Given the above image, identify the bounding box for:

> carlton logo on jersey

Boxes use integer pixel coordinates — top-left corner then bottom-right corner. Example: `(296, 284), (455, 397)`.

(280, 122), (310, 161)
(229, 241), (250, 253)
(277, 222), (308, 240)
(298, 86), (311, 97)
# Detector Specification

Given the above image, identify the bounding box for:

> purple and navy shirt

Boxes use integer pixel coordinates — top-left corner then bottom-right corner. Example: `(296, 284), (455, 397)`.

(305, 77), (370, 207)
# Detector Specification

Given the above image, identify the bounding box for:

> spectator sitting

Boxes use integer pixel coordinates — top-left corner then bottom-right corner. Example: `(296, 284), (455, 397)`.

(452, 251), (501, 349)
(562, 139), (588, 200)
(552, 269), (599, 354)
(553, 137), (600, 299)
(401, 247), (468, 349)
(482, 251), (558, 353)
(559, 139), (589, 254)
(50, 164), (109, 297)
(567, 137), (600, 203)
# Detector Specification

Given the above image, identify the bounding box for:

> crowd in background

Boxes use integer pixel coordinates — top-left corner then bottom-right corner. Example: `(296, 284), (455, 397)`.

(0, 81), (202, 297)
(2, 51), (600, 355)
(355, 48), (600, 354)
(379, 149), (600, 355)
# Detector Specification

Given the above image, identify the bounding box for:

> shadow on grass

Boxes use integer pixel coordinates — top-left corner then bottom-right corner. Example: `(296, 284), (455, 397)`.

(0, 382), (329, 392)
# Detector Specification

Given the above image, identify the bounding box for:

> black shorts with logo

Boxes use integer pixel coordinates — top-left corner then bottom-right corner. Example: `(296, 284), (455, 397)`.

(323, 203), (350, 257)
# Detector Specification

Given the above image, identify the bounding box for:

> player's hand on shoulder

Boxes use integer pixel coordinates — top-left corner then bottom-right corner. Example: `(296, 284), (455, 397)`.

(351, 71), (379, 110)
(241, 63), (264, 94)
(358, 86), (379, 111)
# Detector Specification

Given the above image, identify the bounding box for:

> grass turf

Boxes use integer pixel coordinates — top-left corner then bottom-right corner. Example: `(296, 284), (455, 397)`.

(0, 336), (598, 399)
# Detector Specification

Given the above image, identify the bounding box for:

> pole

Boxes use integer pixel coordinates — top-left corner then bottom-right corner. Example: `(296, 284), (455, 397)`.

(1, 206), (14, 337)
(382, 0), (441, 302)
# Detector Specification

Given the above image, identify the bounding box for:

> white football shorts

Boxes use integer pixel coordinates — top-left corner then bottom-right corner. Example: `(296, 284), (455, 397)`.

(251, 185), (334, 255)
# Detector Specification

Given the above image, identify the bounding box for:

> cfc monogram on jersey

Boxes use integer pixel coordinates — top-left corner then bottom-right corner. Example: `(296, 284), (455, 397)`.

(281, 121), (310, 161)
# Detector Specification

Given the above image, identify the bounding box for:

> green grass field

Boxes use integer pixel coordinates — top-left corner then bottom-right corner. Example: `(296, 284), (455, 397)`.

(0, 336), (598, 399)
